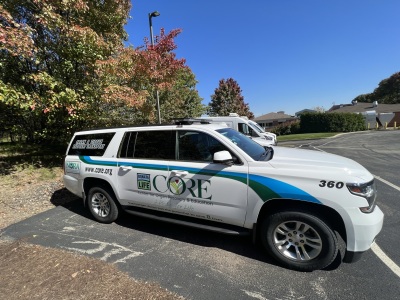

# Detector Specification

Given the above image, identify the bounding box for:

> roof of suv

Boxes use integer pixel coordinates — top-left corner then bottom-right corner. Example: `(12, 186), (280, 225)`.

(74, 120), (228, 135)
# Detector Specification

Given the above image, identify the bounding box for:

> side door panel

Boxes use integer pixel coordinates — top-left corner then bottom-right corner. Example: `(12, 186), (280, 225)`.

(168, 130), (248, 226)
(116, 130), (174, 211)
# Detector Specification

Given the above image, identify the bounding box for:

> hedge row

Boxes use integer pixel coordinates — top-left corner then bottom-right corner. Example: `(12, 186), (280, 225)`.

(270, 112), (366, 135)
(300, 112), (366, 133)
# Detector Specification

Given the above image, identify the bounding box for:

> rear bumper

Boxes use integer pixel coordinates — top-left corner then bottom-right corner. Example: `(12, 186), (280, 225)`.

(63, 174), (82, 198)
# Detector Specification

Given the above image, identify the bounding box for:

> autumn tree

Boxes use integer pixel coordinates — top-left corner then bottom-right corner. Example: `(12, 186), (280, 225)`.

(1, 0), (203, 141)
(0, 0), (131, 142)
(208, 78), (254, 119)
(158, 67), (205, 121)
(96, 28), (197, 124)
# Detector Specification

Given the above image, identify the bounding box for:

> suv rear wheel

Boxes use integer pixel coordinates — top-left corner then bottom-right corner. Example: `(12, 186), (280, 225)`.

(260, 210), (338, 271)
(87, 186), (119, 223)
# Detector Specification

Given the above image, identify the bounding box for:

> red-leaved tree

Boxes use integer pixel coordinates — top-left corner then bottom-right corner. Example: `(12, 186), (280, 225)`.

(208, 78), (254, 119)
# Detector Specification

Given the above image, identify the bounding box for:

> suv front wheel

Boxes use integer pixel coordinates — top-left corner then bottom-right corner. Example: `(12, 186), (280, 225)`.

(87, 186), (119, 223)
(260, 210), (338, 271)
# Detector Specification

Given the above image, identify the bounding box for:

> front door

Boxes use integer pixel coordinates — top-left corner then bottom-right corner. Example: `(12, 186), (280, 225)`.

(168, 130), (248, 226)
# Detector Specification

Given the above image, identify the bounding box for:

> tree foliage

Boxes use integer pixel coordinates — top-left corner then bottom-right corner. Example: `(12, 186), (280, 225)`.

(352, 72), (400, 104)
(208, 78), (254, 118)
(96, 29), (191, 124)
(0, 0), (131, 142)
(0, 1), (202, 143)
(157, 67), (205, 122)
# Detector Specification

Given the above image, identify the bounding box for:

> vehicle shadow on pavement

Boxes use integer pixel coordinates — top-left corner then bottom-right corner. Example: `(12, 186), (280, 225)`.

(50, 187), (81, 206)
(51, 189), (345, 272)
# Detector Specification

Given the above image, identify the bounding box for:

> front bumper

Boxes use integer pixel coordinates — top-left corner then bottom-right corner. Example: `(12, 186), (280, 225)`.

(345, 205), (384, 253)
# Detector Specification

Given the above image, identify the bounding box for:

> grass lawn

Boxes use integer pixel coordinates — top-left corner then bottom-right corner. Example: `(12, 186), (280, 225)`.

(277, 132), (340, 142)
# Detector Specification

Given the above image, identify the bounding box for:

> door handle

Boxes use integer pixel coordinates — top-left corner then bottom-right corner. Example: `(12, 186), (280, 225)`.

(170, 170), (188, 177)
(120, 165), (133, 171)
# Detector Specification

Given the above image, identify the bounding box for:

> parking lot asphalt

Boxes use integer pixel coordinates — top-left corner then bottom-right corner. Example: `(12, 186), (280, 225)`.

(1, 130), (400, 300)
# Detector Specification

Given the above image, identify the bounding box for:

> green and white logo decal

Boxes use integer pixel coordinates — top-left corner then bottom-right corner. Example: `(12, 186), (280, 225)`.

(137, 173), (151, 190)
(169, 178), (184, 194)
(65, 161), (80, 174)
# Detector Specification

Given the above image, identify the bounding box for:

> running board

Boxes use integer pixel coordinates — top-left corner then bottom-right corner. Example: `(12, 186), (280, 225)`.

(124, 209), (250, 236)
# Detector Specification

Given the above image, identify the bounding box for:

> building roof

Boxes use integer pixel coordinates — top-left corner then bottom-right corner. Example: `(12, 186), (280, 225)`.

(328, 102), (400, 114)
(254, 112), (296, 122)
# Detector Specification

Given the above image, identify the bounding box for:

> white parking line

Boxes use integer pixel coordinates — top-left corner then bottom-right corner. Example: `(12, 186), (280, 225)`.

(371, 243), (400, 278)
(299, 147), (400, 276)
(371, 175), (400, 277)
(374, 175), (400, 192)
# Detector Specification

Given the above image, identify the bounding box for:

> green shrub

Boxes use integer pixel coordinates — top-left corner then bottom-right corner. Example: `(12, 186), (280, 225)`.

(271, 120), (301, 136)
(300, 112), (365, 133)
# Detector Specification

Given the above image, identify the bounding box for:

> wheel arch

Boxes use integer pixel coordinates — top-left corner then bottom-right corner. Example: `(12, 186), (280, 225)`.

(255, 199), (347, 245)
(83, 177), (118, 207)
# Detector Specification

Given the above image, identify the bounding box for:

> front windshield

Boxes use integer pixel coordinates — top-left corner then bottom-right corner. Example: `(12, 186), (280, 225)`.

(249, 120), (265, 133)
(216, 128), (268, 161)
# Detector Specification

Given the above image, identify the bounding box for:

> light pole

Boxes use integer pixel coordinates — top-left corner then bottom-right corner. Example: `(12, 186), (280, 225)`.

(148, 11), (161, 124)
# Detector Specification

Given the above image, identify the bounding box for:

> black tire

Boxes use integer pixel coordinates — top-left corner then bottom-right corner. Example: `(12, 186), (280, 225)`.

(260, 210), (338, 271)
(87, 186), (119, 223)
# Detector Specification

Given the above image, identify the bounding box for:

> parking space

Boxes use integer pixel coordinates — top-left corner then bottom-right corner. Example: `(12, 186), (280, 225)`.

(1, 130), (400, 300)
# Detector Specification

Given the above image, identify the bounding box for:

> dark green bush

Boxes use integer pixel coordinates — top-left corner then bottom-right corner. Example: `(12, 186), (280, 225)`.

(300, 112), (365, 133)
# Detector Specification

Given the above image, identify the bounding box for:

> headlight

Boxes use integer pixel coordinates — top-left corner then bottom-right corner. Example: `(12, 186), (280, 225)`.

(264, 136), (272, 140)
(347, 180), (377, 213)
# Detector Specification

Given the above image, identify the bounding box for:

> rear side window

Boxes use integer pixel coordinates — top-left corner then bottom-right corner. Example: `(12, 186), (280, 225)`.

(119, 130), (174, 160)
(68, 133), (115, 156)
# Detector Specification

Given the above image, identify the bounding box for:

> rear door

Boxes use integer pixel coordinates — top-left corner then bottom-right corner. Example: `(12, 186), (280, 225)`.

(116, 130), (174, 211)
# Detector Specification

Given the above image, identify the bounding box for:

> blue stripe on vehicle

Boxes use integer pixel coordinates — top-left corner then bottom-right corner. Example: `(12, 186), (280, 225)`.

(80, 156), (320, 204)
(249, 174), (320, 203)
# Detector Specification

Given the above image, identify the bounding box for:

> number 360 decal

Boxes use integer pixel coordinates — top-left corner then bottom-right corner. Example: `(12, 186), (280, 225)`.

(319, 180), (344, 189)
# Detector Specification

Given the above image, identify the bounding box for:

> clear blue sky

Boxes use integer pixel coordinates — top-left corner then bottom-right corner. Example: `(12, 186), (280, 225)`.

(124, 1), (400, 117)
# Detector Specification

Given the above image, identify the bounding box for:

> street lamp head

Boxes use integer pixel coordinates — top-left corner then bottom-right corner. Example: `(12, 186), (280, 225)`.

(149, 11), (160, 18)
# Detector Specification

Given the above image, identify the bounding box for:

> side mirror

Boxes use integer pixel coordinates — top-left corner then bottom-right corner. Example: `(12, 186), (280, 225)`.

(213, 150), (234, 166)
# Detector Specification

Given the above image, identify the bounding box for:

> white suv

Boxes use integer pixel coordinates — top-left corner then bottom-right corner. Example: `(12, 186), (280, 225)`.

(63, 119), (383, 271)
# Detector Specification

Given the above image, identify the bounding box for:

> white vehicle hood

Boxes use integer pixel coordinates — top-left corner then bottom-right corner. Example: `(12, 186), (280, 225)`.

(268, 146), (373, 182)
(253, 137), (275, 146)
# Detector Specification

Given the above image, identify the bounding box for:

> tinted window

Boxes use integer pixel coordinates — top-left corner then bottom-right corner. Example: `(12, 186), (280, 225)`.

(177, 130), (228, 162)
(68, 133), (115, 156)
(119, 130), (174, 160)
(238, 123), (257, 137)
(216, 128), (266, 161)
(119, 131), (136, 158)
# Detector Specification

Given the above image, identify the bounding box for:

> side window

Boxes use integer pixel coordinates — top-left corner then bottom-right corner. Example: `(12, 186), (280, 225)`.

(238, 123), (249, 135)
(238, 123), (257, 137)
(119, 130), (174, 160)
(119, 132), (136, 158)
(68, 132), (115, 156)
(249, 127), (258, 137)
(177, 131), (228, 162)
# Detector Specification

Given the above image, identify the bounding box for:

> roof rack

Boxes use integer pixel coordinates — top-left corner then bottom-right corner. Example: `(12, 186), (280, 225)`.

(173, 118), (211, 125)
